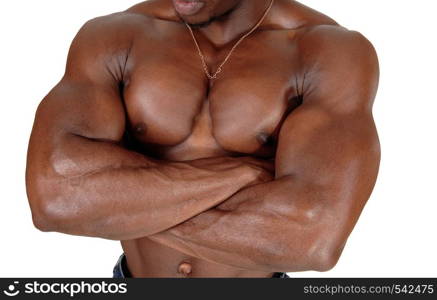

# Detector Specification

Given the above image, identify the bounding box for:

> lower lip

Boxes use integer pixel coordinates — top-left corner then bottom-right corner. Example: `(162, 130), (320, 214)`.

(173, 0), (205, 16)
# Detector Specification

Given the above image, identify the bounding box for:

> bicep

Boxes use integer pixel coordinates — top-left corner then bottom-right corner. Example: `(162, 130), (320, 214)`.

(28, 19), (129, 178)
(275, 104), (380, 199)
(34, 79), (125, 142)
(28, 81), (126, 183)
(32, 16), (127, 143)
(275, 26), (380, 223)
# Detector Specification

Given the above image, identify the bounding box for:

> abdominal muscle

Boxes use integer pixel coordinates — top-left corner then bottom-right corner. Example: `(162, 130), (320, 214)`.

(121, 238), (274, 278)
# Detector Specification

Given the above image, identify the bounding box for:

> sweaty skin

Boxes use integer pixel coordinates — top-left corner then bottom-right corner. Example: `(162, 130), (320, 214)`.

(26, 0), (380, 278)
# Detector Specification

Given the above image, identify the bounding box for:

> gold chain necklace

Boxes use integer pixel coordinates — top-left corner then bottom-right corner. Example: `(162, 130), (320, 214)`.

(184, 0), (274, 80)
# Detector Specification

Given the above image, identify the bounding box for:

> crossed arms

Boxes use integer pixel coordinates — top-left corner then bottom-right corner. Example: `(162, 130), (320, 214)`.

(26, 19), (380, 273)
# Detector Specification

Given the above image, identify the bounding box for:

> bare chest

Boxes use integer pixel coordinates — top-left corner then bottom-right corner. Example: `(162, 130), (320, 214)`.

(122, 28), (302, 160)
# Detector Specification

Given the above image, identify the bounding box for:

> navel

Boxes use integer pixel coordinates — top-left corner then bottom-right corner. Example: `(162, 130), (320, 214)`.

(177, 262), (193, 277)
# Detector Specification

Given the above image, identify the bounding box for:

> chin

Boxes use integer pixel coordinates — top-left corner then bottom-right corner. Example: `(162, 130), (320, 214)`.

(172, 0), (217, 25)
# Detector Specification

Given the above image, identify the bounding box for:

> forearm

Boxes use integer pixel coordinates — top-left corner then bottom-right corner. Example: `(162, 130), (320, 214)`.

(150, 177), (336, 272)
(27, 134), (260, 240)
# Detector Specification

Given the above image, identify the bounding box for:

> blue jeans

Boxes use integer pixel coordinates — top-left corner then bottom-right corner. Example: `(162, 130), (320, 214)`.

(113, 254), (290, 278)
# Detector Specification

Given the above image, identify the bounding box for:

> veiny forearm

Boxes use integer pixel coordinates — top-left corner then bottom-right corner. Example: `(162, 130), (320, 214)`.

(150, 177), (340, 272)
(27, 134), (260, 240)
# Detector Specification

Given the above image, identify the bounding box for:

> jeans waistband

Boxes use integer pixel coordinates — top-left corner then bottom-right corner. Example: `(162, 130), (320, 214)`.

(113, 254), (289, 278)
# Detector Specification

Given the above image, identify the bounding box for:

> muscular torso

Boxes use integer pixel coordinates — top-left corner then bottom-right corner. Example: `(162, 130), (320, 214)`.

(105, 0), (334, 277)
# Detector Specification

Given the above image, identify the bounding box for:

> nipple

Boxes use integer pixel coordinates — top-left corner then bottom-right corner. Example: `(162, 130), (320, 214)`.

(256, 132), (275, 146)
(177, 262), (192, 276)
(133, 122), (147, 135)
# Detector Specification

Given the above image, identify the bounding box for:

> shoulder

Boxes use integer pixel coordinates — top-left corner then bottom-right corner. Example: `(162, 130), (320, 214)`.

(298, 25), (377, 63)
(65, 12), (151, 81)
(72, 1), (173, 54)
(75, 11), (153, 45)
(298, 25), (379, 89)
(278, 2), (380, 108)
(67, 11), (154, 65)
(295, 26), (379, 110)
(279, 1), (378, 71)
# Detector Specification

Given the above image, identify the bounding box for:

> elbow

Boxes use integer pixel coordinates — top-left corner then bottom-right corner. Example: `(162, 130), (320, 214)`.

(29, 194), (66, 233)
(27, 176), (71, 233)
(265, 228), (344, 273)
(309, 244), (343, 272)
(269, 244), (342, 273)
(299, 234), (344, 272)
(272, 241), (342, 273)
(32, 207), (55, 232)
(31, 196), (82, 234)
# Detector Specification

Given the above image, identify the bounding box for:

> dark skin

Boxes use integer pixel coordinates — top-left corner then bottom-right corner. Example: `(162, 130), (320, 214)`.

(26, 0), (380, 278)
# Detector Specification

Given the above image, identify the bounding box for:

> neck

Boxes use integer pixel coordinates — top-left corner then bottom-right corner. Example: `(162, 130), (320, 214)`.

(196, 0), (274, 46)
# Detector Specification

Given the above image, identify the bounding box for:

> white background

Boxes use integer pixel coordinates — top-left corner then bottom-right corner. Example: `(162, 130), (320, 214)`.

(0, 0), (436, 277)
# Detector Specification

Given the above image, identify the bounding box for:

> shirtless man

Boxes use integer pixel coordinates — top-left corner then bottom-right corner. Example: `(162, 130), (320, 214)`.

(26, 0), (380, 278)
